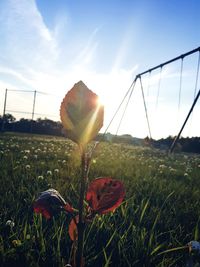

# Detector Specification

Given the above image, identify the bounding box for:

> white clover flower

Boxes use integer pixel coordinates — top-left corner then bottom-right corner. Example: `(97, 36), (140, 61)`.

(47, 170), (52, 176)
(54, 169), (59, 174)
(169, 167), (176, 173)
(6, 220), (15, 228)
(159, 164), (166, 169)
(23, 155), (28, 160)
(37, 175), (44, 180)
(25, 165), (30, 170)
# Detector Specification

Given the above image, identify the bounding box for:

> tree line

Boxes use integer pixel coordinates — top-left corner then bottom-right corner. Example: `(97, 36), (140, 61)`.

(0, 113), (63, 136)
(1, 113), (200, 153)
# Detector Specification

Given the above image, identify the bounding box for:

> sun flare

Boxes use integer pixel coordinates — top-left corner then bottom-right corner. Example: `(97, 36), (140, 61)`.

(97, 95), (105, 107)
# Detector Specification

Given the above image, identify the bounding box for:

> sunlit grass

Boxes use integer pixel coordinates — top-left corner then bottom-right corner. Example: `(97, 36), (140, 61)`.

(1, 132), (200, 266)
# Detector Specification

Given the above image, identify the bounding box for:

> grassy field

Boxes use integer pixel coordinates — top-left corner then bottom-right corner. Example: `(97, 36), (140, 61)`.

(1, 132), (200, 266)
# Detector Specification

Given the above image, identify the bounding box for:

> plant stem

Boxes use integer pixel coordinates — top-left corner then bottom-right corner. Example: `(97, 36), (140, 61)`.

(76, 147), (87, 267)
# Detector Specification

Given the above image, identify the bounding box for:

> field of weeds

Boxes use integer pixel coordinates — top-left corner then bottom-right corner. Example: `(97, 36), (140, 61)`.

(1, 133), (200, 266)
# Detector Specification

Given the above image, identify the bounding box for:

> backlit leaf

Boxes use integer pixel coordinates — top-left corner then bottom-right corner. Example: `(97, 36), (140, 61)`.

(69, 216), (78, 241)
(86, 177), (125, 214)
(60, 81), (104, 147)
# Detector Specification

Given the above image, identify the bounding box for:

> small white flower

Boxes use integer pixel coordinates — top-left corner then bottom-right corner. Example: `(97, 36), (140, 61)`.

(159, 164), (166, 169)
(37, 175), (44, 180)
(169, 167), (176, 173)
(47, 170), (52, 176)
(6, 220), (15, 228)
(25, 165), (30, 170)
(54, 169), (59, 174)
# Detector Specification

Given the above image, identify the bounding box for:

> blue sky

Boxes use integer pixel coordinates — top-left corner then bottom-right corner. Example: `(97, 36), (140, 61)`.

(0, 0), (199, 138)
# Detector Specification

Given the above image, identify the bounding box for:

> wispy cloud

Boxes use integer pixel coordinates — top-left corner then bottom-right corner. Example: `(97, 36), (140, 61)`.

(0, 0), (59, 73)
(0, 0), (135, 101)
(74, 27), (100, 66)
(0, 66), (35, 88)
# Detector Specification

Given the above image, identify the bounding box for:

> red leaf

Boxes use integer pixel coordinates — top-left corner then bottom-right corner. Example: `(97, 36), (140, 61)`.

(69, 216), (78, 241)
(64, 203), (74, 213)
(33, 205), (51, 219)
(33, 189), (73, 219)
(60, 81), (104, 147)
(86, 177), (125, 214)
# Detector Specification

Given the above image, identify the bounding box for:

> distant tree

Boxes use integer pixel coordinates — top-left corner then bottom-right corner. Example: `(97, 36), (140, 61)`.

(0, 113), (16, 131)
(3, 113), (16, 123)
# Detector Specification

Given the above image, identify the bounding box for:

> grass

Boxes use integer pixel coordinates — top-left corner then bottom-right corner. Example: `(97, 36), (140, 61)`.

(0, 132), (200, 266)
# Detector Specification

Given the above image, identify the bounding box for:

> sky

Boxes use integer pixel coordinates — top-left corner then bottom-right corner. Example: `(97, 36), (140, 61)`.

(0, 0), (200, 139)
